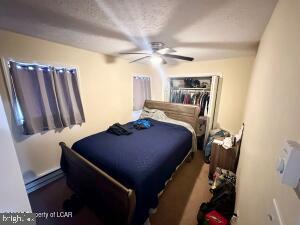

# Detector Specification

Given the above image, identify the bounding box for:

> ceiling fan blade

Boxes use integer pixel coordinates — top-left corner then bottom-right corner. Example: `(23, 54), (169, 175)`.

(157, 48), (176, 54)
(120, 52), (150, 55)
(130, 56), (150, 63)
(163, 54), (194, 61)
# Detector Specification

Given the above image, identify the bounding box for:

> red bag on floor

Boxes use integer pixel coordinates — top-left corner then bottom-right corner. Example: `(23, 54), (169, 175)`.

(205, 210), (228, 225)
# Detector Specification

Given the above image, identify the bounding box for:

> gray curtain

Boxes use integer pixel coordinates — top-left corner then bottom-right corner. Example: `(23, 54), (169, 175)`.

(9, 61), (85, 135)
(133, 76), (151, 111)
(53, 69), (85, 126)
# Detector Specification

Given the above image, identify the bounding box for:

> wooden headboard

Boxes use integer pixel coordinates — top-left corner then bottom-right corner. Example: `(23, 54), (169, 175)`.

(144, 100), (200, 132)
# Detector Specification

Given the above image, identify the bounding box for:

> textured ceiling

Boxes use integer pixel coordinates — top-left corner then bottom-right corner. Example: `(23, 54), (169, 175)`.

(0, 0), (277, 63)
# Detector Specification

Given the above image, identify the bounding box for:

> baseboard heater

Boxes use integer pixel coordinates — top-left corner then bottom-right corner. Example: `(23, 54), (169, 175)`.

(25, 169), (64, 194)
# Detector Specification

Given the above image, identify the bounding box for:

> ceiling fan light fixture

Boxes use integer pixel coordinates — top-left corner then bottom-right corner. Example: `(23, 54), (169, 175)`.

(120, 42), (194, 64)
(150, 55), (163, 64)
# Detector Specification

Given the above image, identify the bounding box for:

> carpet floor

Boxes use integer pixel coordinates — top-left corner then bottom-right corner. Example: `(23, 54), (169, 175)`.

(29, 151), (211, 225)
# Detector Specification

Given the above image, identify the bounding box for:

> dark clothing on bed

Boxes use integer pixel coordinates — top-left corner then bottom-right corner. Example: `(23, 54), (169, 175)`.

(107, 123), (133, 135)
(72, 118), (192, 225)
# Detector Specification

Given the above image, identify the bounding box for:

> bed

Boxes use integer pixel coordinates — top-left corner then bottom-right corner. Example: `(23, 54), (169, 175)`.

(59, 100), (200, 225)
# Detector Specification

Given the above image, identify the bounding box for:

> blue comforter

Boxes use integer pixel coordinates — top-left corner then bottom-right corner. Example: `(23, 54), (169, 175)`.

(72, 118), (192, 225)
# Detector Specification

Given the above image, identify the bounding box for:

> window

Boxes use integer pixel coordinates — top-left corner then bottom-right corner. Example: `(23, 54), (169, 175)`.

(2, 60), (85, 135)
(133, 76), (151, 111)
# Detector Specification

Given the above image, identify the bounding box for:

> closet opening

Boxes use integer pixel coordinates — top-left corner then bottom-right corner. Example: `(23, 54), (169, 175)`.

(164, 75), (220, 149)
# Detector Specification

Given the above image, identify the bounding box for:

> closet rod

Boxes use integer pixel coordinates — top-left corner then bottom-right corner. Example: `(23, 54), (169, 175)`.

(171, 87), (210, 90)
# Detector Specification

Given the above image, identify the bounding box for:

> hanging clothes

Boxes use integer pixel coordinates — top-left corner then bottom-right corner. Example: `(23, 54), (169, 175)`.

(170, 89), (210, 114)
(199, 92), (210, 116)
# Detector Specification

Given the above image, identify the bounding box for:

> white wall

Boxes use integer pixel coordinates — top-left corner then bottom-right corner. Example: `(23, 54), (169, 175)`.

(0, 30), (154, 183)
(0, 96), (31, 212)
(236, 0), (300, 224)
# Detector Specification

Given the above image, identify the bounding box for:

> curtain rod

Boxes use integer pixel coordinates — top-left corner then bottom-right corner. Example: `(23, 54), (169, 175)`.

(133, 76), (150, 79)
(7, 60), (77, 70)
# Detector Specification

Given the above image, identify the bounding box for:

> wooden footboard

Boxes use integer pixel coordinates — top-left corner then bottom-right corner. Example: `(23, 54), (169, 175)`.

(59, 142), (136, 225)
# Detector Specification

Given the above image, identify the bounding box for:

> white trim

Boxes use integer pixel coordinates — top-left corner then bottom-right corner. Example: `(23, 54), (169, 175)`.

(167, 73), (223, 78)
(204, 75), (219, 144)
(133, 75), (151, 79)
(1, 58), (14, 110)
(272, 198), (285, 225)
(133, 74), (151, 78)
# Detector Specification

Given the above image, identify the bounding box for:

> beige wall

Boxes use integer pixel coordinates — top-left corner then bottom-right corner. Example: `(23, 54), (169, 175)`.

(0, 30), (153, 183)
(236, 0), (300, 224)
(150, 57), (254, 134)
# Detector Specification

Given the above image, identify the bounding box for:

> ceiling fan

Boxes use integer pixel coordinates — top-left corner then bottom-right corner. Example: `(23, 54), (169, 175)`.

(120, 42), (194, 64)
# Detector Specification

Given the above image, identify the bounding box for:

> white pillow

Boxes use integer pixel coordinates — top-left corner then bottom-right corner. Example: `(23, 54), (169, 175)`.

(140, 107), (168, 121)
(140, 107), (156, 119)
(152, 110), (168, 121)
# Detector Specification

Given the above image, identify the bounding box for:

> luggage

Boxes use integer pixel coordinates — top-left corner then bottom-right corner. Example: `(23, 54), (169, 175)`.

(197, 182), (236, 225)
(205, 210), (228, 225)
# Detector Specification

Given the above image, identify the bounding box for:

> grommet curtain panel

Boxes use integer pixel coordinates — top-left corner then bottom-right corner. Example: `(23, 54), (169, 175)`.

(133, 76), (151, 111)
(53, 69), (85, 126)
(9, 61), (85, 135)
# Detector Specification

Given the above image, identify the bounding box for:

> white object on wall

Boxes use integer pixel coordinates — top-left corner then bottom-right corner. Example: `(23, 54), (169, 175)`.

(276, 140), (300, 188)
(0, 96), (31, 212)
(267, 199), (284, 225)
